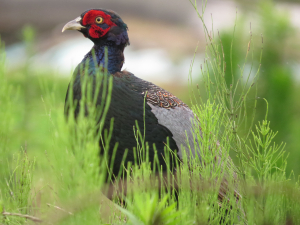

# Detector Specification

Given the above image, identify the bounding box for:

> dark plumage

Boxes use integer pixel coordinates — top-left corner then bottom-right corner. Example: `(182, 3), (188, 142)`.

(62, 9), (201, 176)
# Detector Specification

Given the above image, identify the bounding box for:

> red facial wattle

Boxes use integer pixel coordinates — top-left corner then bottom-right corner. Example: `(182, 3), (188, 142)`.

(82, 10), (117, 39)
(87, 24), (110, 38)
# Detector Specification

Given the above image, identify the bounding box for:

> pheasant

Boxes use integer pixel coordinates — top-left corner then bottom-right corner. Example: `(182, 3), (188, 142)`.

(62, 9), (242, 218)
(62, 8), (202, 176)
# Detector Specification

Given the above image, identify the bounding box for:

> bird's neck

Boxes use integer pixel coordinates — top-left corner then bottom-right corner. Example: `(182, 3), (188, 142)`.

(82, 42), (125, 74)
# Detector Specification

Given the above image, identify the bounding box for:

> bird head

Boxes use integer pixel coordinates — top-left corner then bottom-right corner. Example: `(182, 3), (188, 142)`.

(62, 9), (129, 46)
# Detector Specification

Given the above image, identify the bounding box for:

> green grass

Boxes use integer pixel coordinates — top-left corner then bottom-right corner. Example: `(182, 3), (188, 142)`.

(1, 1), (300, 224)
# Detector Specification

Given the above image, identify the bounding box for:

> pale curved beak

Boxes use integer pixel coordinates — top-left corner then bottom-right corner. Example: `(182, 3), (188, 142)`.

(62, 17), (85, 32)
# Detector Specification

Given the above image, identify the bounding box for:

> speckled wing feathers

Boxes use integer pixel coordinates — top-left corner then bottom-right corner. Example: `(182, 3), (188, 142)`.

(144, 86), (188, 109)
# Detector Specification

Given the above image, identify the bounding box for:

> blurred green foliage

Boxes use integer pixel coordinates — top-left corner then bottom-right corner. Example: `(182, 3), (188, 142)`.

(220, 1), (300, 175)
(256, 1), (294, 140)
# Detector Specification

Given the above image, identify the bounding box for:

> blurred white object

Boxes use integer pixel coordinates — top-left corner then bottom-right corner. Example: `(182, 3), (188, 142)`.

(6, 38), (202, 84)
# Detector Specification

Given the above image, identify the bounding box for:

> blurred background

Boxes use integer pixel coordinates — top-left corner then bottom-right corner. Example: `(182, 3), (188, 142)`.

(1, 0), (300, 176)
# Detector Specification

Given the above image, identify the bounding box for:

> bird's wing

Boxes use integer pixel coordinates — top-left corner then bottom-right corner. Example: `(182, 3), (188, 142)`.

(114, 71), (201, 161)
(147, 102), (201, 161)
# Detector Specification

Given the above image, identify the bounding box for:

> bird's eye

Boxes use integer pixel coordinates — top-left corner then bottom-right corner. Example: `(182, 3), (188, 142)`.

(95, 17), (104, 24)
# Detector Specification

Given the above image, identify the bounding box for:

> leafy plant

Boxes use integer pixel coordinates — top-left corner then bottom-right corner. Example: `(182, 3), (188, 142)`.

(117, 193), (179, 225)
